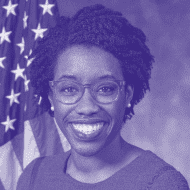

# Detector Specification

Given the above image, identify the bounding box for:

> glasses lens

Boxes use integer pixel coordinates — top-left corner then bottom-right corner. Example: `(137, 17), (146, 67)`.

(53, 80), (120, 104)
(94, 81), (119, 103)
(55, 81), (81, 104)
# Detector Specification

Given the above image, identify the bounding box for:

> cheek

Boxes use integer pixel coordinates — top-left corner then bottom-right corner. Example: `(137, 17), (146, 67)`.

(106, 98), (126, 126)
(104, 99), (126, 139)
(113, 97), (126, 118)
(53, 101), (72, 126)
(54, 101), (64, 117)
(53, 103), (75, 140)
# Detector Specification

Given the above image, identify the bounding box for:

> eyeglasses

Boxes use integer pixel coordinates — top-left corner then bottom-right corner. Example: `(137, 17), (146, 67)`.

(49, 80), (126, 104)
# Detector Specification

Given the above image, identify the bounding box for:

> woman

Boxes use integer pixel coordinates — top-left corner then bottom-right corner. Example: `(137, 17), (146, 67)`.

(16, 4), (189, 190)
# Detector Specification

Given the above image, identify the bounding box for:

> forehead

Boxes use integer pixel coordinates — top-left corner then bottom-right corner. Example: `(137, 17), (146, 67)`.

(55, 45), (124, 81)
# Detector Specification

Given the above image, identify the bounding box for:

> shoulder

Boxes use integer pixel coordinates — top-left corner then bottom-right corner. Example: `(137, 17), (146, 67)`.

(16, 151), (71, 190)
(147, 169), (189, 190)
(132, 149), (189, 189)
(16, 157), (45, 190)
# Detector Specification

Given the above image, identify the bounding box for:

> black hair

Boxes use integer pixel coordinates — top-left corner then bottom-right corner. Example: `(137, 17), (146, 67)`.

(29, 4), (154, 122)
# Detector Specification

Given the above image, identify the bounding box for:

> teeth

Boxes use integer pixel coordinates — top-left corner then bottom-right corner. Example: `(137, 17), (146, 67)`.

(72, 122), (104, 134)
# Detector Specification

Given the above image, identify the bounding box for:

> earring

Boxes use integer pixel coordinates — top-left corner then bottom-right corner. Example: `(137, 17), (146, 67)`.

(51, 106), (54, 111)
(128, 103), (131, 108)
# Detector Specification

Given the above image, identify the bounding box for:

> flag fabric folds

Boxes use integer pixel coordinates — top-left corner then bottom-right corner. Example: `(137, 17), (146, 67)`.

(0, 1), (70, 190)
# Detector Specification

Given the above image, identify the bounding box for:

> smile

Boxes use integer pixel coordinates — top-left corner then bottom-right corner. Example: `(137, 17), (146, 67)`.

(72, 122), (104, 135)
(70, 121), (107, 141)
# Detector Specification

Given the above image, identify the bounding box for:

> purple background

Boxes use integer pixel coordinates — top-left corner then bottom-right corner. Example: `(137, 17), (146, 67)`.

(56, 0), (190, 184)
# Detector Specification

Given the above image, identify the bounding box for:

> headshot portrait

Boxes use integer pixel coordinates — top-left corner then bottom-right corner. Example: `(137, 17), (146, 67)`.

(0, 1), (189, 190)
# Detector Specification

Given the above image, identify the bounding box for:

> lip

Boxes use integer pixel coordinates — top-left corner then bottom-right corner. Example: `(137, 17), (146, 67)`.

(69, 121), (108, 141)
(69, 119), (107, 125)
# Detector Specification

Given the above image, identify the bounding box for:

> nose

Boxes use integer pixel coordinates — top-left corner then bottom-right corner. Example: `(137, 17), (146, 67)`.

(75, 88), (99, 116)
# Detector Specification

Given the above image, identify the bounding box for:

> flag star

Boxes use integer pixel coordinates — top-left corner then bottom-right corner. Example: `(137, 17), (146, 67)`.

(39, 0), (55, 16)
(24, 75), (30, 91)
(23, 11), (28, 29)
(11, 64), (25, 81)
(0, 57), (6, 68)
(16, 37), (25, 54)
(1, 116), (16, 132)
(0, 27), (12, 44)
(2, 0), (18, 17)
(26, 57), (34, 67)
(31, 23), (47, 40)
(6, 89), (21, 106)
(38, 96), (42, 105)
(24, 50), (35, 67)
(24, 103), (27, 111)
(29, 49), (32, 55)
(24, 49), (32, 59)
(34, 95), (42, 105)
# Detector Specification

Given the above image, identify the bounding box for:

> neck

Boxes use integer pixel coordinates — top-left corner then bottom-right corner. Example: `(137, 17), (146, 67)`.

(67, 135), (129, 176)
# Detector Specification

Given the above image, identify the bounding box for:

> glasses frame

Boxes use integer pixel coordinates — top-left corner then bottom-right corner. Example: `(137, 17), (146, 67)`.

(49, 79), (126, 105)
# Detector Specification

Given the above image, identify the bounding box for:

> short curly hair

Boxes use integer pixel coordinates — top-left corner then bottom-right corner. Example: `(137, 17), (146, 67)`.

(29, 4), (154, 122)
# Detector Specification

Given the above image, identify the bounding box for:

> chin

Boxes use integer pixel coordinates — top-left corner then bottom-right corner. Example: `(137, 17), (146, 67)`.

(71, 140), (107, 157)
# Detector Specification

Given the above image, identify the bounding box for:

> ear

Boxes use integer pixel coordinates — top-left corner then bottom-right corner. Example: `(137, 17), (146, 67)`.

(125, 85), (134, 107)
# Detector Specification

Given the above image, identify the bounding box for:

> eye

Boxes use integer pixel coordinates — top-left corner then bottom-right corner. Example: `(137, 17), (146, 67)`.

(99, 86), (115, 93)
(59, 87), (79, 96)
(57, 82), (80, 96)
(62, 87), (77, 93)
(97, 84), (117, 96)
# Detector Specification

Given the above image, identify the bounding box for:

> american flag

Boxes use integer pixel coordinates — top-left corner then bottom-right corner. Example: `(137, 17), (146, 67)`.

(0, 1), (70, 190)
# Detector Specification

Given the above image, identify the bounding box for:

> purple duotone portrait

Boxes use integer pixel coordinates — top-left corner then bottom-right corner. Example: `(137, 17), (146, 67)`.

(16, 4), (189, 190)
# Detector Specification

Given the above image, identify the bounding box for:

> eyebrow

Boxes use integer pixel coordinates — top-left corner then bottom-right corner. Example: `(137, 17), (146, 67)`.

(57, 74), (117, 81)
(97, 75), (117, 80)
(58, 75), (77, 81)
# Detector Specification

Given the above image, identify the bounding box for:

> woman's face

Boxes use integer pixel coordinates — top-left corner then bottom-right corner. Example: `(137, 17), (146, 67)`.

(49, 45), (133, 156)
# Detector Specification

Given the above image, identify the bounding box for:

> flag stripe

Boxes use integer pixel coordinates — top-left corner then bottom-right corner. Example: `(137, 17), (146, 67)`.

(0, 1), (64, 189)
(0, 179), (6, 190)
(11, 132), (24, 171)
(0, 140), (23, 190)
(54, 117), (71, 152)
(23, 120), (40, 169)
(28, 112), (68, 158)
